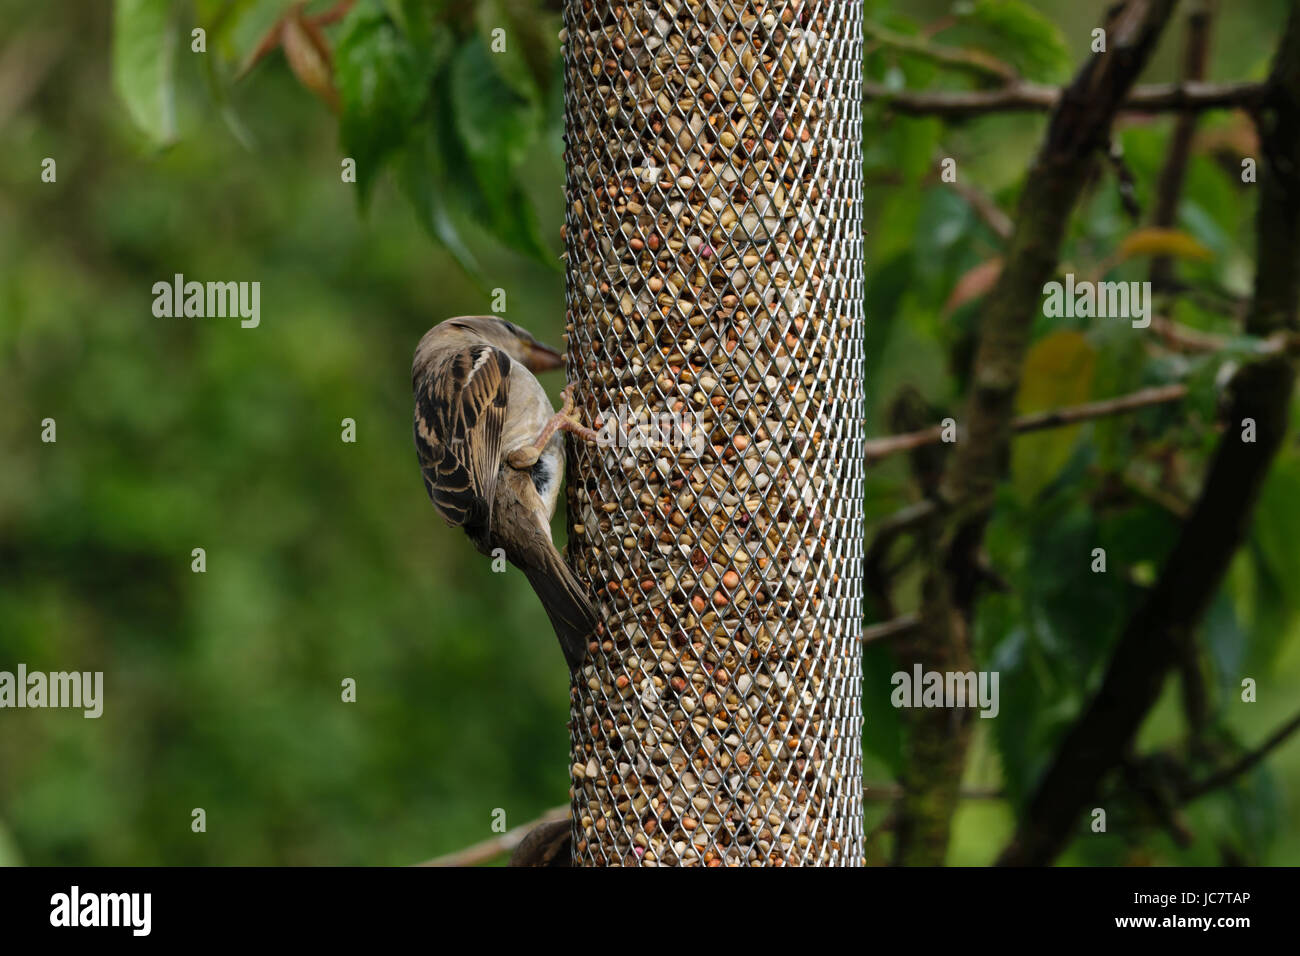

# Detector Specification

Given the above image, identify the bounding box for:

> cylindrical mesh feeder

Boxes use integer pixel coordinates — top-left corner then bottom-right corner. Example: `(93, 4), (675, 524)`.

(562, 0), (864, 866)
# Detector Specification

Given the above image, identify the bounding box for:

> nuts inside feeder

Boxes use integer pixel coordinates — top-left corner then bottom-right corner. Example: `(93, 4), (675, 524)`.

(562, 0), (864, 867)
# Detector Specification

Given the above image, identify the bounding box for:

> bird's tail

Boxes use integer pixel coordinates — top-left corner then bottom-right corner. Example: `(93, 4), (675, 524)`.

(522, 546), (598, 672)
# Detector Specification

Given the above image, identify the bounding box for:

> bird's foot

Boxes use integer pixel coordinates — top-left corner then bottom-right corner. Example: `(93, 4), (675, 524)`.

(528, 386), (602, 452)
(559, 383), (578, 417)
(556, 384), (601, 444)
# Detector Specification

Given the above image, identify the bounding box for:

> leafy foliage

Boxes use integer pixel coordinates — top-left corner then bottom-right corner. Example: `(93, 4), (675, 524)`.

(111, 0), (561, 281)
(3, 0), (1294, 867)
(955, 0), (1071, 83)
(113, 0), (179, 146)
(861, 0), (1300, 865)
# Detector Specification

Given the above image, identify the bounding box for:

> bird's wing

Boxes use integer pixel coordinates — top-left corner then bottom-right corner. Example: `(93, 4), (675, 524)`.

(413, 344), (510, 538)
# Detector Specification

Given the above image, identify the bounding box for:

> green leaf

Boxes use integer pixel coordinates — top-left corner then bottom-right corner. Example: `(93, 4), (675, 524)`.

(113, 0), (179, 146)
(957, 0), (1071, 83)
(450, 33), (552, 262)
(452, 34), (538, 174)
(335, 0), (433, 204)
(1243, 454), (1300, 664)
(475, 0), (557, 99)
(401, 125), (485, 284)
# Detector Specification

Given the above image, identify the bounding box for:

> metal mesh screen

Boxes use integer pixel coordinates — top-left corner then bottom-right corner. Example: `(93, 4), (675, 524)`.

(561, 0), (864, 867)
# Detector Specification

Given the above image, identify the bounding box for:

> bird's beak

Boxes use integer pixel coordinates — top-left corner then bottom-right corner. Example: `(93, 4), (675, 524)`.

(523, 341), (565, 373)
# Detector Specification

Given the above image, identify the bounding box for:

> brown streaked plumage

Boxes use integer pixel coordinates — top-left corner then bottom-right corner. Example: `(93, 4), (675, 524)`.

(412, 316), (600, 670)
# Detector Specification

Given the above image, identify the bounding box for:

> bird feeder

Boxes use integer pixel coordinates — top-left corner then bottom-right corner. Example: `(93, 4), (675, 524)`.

(562, 0), (864, 866)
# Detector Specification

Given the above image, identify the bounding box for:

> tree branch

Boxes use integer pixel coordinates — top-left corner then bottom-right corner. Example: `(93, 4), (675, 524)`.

(931, 160), (1015, 240)
(1149, 314), (1231, 351)
(864, 384), (1188, 464)
(416, 774), (1011, 868)
(1151, 1), (1218, 288)
(415, 805), (568, 867)
(864, 79), (1265, 118)
(999, 3), (1300, 866)
(890, 0), (1181, 868)
(1180, 707), (1300, 802)
(864, 21), (1018, 83)
(862, 613), (921, 645)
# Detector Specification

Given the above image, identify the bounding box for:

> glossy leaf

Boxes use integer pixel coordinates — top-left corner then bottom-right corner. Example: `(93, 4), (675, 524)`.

(335, 1), (431, 203)
(112, 0), (178, 146)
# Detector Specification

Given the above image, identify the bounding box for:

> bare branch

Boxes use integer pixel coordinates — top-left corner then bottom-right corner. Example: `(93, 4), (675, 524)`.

(862, 613), (921, 645)
(418, 777), (1007, 867)
(415, 805), (568, 867)
(1014, 384), (1189, 433)
(864, 79), (1266, 118)
(864, 384), (1188, 464)
(1149, 314), (1233, 351)
(866, 782), (1002, 801)
(1151, 1), (1219, 288)
(949, 179), (1015, 241)
(1181, 707), (1300, 802)
(864, 21), (1018, 83)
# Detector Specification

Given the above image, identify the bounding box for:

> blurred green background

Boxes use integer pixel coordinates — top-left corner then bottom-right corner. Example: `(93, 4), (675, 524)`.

(0, 0), (575, 866)
(1, 0), (1298, 865)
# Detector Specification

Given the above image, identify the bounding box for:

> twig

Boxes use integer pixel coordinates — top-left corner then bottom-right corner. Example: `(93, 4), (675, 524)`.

(413, 775), (1006, 867)
(864, 384), (1188, 463)
(1122, 756), (1196, 846)
(867, 782), (1002, 801)
(862, 613), (921, 645)
(1181, 707), (1300, 802)
(1151, 1), (1218, 288)
(415, 805), (568, 867)
(1148, 315), (1300, 355)
(1121, 469), (1192, 518)
(864, 22), (1018, 83)
(869, 500), (938, 536)
(1015, 384), (1189, 433)
(931, 161), (1015, 240)
(865, 427), (948, 463)
(864, 79), (1266, 118)
(1149, 315), (1232, 351)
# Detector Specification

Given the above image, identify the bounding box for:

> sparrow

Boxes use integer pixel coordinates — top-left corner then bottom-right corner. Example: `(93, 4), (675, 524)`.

(412, 316), (601, 670)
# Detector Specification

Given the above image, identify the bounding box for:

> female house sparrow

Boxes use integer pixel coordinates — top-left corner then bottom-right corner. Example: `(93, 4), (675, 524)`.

(412, 316), (600, 670)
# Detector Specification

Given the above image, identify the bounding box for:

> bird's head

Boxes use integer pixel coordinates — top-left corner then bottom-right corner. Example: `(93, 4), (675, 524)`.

(420, 315), (565, 373)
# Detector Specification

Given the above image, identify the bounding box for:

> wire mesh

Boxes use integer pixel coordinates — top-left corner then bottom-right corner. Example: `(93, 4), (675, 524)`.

(562, 0), (864, 866)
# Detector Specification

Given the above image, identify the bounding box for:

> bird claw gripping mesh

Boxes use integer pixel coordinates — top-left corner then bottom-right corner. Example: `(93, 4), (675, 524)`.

(562, 0), (863, 866)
